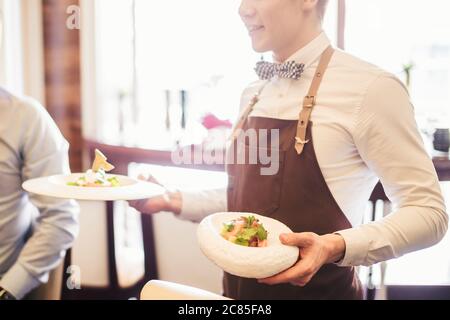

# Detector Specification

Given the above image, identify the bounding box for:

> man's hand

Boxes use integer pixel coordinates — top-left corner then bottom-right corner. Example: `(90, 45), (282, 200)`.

(258, 232), (346, 287)
(128, 174), (182, 215)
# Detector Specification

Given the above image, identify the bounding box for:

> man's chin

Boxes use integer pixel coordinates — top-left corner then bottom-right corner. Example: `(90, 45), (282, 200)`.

(251, 43), (271, 54)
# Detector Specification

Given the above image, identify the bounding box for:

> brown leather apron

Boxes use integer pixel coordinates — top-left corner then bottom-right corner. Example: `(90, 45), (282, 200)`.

(224, 47), (363, 300)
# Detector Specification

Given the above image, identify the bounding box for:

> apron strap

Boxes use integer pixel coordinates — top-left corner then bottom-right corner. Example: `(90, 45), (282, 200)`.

(229, 95), (258, 142)
(229, 82), (268, 142)
(295, 46), (335, 155)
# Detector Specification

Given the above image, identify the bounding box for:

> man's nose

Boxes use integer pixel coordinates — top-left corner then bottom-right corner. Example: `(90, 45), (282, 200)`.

(238, 0), (255, 19)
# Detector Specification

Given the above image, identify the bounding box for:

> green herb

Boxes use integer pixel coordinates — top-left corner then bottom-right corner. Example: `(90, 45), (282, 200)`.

(96, 168), (107, 180)
(246, 216), (256, 228)
(221, 222), (235, 237)
(256, 225), (268, 240)
(237, 227), (258, 241)
(67, 182), (79, 186)
(222, 216), (268, 247)
(234, 237), (249, 247)
(108, 176), (120, 187)
(223, 222), (234, 232)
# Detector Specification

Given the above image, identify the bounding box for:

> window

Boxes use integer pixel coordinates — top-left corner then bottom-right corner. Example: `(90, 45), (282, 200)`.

(0, 0), (24, 93)
(0, 0), (44, 104)
(91, 0), (339, 147)
(345, 0), (450, 131)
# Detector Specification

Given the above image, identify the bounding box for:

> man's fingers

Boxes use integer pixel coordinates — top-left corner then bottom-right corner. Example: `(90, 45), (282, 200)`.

(290, 275), (312, 287)
(128, 198), (148, 210)
(259, 260), (312, 285)
(259, 232), (322, 287)
(137, 173), (164, 187)
(280, 232), (315, 247)
(137, 174), (149, 181)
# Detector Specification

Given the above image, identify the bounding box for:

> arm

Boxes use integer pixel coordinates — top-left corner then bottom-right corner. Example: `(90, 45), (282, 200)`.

(129, 187), (227, 224)
(337, 73), (448, 267)
(261, 73), (448, 286)
(178, 188), (227, 222)
(0, 98), (79, 299)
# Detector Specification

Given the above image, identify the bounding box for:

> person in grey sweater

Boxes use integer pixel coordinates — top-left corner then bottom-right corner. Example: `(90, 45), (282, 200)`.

(0, 87), (79, 300)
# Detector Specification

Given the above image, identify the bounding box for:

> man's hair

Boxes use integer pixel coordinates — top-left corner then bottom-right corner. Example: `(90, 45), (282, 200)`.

(317, 0), (329, 22)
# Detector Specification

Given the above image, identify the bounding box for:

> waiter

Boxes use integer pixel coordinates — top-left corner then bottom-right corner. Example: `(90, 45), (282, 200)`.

(130, 0), (448, 299)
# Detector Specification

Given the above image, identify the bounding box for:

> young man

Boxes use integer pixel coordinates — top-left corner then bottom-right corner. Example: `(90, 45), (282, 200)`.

(130, 0), (448, 299)
(0, 88), (79, 300)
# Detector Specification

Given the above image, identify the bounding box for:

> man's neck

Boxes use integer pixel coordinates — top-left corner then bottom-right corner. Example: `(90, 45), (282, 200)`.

(274, 26), (323, 63)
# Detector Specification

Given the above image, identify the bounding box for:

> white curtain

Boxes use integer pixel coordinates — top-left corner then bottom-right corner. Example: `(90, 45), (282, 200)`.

(0, 0), (24, 94)
(0, 0), (44, 104)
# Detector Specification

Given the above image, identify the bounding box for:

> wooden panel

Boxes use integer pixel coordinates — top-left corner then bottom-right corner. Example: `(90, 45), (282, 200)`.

(84, 140), (226, 175)
(42, 0), (82, 172)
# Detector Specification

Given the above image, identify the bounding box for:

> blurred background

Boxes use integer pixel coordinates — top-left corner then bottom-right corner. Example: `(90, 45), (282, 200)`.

(1, 0), (450, 300)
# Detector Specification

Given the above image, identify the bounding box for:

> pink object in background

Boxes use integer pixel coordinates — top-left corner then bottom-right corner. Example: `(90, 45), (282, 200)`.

(201, 113), (232, 130)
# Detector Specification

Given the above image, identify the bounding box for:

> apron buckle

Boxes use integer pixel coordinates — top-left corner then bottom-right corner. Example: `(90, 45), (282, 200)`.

(303, 95), (316, 108)
(295, 137), (310, 145)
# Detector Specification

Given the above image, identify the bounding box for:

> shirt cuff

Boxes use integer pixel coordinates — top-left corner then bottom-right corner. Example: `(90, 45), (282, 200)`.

(178, 191), (207, 222)
(334, 227), (371, 267)
(0, 263), (44, 300)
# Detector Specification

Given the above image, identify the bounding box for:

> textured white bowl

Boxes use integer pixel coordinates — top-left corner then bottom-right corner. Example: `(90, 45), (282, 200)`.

(197, 212), (299, 279)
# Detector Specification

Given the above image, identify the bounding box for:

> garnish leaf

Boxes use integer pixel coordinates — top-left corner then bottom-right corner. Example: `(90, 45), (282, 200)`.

(234, 237), (249, 247)
(256, 224), (268, 240)
(223, 222), (234, 232)
(247, 215), (256, 228)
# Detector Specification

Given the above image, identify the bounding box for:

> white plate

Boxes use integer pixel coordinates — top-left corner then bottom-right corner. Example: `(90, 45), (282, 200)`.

(197, 212), (299, 279)
(22, 173), (166, 201)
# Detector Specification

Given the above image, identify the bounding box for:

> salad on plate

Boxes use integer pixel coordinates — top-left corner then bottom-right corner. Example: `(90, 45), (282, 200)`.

(220, 215), (268, 247)
(67, 149), (119, 187)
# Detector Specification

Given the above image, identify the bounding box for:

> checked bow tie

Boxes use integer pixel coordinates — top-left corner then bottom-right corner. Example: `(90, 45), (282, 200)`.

(255, 60), (305, 80)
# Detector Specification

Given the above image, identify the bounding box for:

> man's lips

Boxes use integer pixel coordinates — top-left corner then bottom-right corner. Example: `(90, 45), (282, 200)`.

(247, 25), (264, 35)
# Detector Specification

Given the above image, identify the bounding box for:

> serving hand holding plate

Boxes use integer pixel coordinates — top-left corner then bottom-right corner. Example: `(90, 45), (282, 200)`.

(258, 232), (346, 287)
(197, 212), (300, 279)
(198, 212), (346, 287)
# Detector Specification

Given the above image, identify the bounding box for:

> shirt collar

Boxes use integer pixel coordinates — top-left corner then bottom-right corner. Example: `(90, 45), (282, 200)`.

(273, 31), (331, 69)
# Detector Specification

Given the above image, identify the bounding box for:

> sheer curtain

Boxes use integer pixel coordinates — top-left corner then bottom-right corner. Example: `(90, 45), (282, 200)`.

(0, 0), (24, 94)
(0, 0), (44, 104)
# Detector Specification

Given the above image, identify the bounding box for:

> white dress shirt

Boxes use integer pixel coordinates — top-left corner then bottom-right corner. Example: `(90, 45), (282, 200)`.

(0, 88), (79, 299)
(179, 32), (448, 267)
